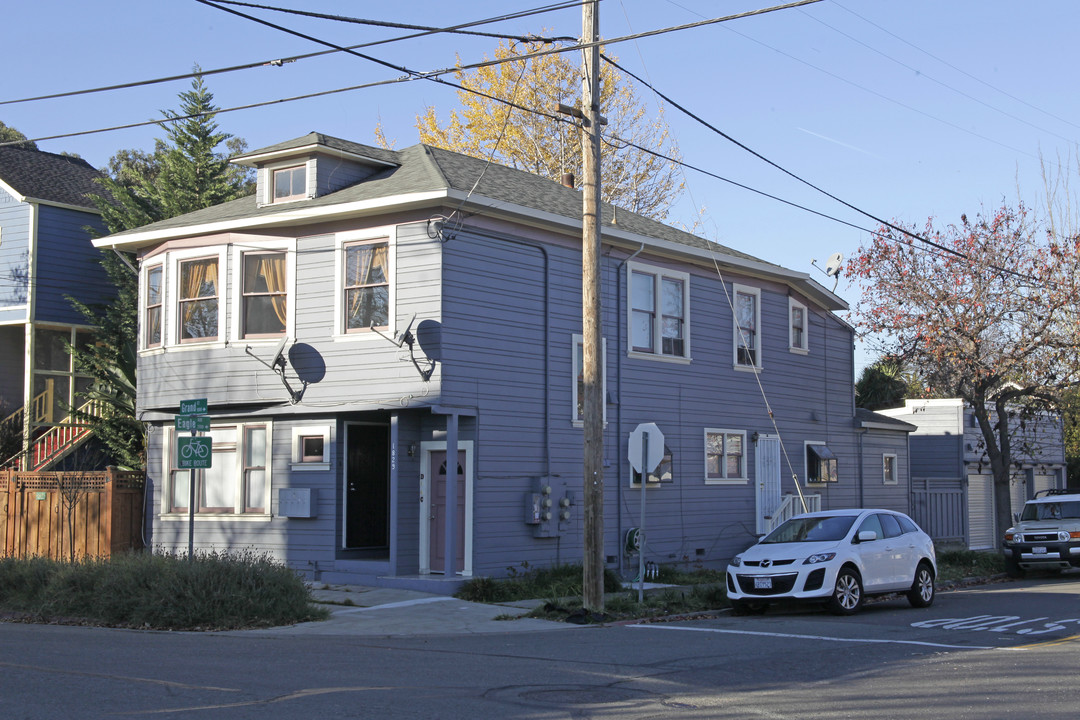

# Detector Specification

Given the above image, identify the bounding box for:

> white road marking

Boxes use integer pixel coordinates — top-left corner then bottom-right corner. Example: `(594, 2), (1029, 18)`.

(629, 623), (999, 650)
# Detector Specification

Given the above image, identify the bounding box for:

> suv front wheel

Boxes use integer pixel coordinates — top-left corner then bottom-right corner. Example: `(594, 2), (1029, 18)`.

(826, 567), (863, 615)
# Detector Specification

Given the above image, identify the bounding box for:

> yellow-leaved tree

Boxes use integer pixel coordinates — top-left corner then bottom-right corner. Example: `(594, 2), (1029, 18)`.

(412, 40), (683, 221)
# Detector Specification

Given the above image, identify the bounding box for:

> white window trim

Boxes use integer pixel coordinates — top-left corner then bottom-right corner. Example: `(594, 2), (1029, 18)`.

(626, 260), (691, 363)
(704, 427), (748, 485)
(571, 333), (607, 427)
(732, 283), (761, 371)
(260, 158), (313, 206)
(162, 245), (229, 351)
(141, 261), (164, 351)
(788, 297), (809, 354)
(291, 425), (331, 471)
(160, 421), (273, 521)
(883, 453), (898, 485)
(229, 239), (297, 344)
(332, 226), (396, 341)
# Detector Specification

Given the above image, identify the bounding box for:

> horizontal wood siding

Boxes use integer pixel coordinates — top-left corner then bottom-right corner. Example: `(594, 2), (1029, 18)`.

(33, 206), (110, 324)
(439, 225), (866, 577)
(859, 429), (911, 511)
(137, 220), (443, 415)
(0, 197), (30, 312)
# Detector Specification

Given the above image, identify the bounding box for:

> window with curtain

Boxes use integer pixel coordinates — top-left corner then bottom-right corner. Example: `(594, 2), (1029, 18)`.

(242, 251), (287, 337)
(179, 258), (219, 342)
(705, 429), (746, 481)
(146, 264), (162, 347)
(168, 423), (270, 515)
(344, 240), (389, 331)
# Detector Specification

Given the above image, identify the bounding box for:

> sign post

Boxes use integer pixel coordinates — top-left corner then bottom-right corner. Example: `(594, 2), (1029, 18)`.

(628, 423), (664, 603)
(176, 399), (210, 560)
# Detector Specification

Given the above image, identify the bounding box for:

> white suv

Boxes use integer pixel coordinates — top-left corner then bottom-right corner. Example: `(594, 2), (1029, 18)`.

(726, 508), (937, 616)
(1002, 490), (1080, 577)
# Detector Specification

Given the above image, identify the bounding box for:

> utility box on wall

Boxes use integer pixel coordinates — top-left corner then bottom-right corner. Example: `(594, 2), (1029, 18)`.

(279, 488), (317, 518)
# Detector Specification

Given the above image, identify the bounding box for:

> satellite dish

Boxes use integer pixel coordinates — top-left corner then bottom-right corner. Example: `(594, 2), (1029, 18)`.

(824, 252), (844, 278)
(269, 335), (289, 371)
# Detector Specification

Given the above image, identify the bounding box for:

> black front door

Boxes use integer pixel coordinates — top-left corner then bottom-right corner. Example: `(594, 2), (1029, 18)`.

(344, 423), (390, 551)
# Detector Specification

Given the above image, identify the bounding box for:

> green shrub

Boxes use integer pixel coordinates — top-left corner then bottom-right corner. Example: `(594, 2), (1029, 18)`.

(0, 550), (328, 630)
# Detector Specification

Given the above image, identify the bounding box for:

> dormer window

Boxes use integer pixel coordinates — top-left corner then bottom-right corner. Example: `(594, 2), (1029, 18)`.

(273, 165), (307, 202)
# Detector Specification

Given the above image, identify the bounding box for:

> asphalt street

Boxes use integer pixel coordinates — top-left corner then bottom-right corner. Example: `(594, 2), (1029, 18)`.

(2, 574), (1079, 719)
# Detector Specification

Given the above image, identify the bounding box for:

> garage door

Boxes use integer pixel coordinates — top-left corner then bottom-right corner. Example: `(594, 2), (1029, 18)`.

(1010, 474), (1027, 519)
(967, 474), (995, 550)
(1032, 474), (1057, 497)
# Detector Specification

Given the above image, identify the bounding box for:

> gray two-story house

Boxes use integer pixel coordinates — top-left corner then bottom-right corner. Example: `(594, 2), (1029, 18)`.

(97, 132), (912, 590)
(0, 145), (112, 467)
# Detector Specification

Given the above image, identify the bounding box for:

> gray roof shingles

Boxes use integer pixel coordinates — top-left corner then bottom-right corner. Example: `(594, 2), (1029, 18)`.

(107, 133), (768, 267)
(0, 145), (104, 209)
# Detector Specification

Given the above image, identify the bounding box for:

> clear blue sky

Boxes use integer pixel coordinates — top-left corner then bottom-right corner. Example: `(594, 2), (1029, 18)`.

(7, 1), (1079, 369)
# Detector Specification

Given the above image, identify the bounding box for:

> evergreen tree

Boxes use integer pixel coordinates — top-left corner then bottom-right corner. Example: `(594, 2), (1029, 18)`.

(0, 120), (37, 149)
(77, 74), (254, 469)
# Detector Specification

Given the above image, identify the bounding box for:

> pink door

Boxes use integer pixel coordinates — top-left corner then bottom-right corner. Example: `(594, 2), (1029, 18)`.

(429, 450), (466, 574)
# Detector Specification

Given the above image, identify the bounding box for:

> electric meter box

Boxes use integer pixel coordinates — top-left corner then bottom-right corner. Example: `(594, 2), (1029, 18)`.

(279, 488), (317, 518)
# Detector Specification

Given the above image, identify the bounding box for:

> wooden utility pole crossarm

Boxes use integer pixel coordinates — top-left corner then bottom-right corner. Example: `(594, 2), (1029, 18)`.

(580, 0), (605, 612)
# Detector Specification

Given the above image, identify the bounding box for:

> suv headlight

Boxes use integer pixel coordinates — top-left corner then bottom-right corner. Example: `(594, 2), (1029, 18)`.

(730, 554), (743, 567)
(804, 552), (836, 565)
(1004, 528), (1017, 543)
(1059, 531), (1071, 542)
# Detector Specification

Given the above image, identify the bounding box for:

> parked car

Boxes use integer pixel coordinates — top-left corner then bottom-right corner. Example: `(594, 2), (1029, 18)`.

(1002, 490), (1080, 577)
(726, 508), (937, 616)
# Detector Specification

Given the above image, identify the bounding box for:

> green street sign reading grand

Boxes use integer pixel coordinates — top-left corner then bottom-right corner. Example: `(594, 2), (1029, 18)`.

(177, 436), (213, 469)
(179, 398), (208, 415)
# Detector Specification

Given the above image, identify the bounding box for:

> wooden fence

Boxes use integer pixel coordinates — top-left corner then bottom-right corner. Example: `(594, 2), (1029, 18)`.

(910, 478), (967, 546)
(1, 468), (144, 560)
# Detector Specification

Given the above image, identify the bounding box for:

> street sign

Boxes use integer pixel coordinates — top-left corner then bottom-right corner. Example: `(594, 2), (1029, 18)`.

(179, 398), (208, 415)
(177, 436), (213, 469)
(175, 415), (210, 433)
(628, 423), (665, 474)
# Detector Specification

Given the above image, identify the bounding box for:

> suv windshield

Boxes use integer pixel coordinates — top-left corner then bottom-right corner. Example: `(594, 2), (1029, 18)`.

(762, 515), (857, 544)
(1021, 501), (1080, 521)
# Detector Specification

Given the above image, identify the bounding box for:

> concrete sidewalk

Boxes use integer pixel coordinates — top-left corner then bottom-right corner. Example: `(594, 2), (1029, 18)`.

(236, 584), (575, 637)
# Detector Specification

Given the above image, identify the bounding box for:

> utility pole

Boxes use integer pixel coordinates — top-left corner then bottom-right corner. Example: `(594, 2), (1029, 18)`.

(580, 0), (605, 612)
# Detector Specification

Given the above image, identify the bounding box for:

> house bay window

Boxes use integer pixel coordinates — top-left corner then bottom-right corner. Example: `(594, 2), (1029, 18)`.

(242, 251), (287, 337)
(344, 240), (389, 331)
(628, 262), (690, 360)
(179, 257), (219, 342)
(146, 265), (162, 347)
(705, 429), (746, 482)
(167, 423), (271, 516)
(733, 284), (760, 368)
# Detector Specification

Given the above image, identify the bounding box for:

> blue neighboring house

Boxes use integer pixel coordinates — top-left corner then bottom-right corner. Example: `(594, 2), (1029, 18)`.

(97, 132), (913, 591)
(0, 145), (113, 467)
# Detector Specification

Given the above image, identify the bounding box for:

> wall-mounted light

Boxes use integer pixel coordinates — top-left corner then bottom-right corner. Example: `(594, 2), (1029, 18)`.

(751, 431), (760, 443)
(407, 443), (416, 457)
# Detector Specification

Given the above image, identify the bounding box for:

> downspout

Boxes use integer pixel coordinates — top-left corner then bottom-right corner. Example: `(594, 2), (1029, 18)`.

(615, 243), (645, 577)
(857, 426), (866, 508)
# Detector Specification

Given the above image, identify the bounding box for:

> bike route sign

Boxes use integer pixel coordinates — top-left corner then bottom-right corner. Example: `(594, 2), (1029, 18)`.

(177, 436), (212, 469)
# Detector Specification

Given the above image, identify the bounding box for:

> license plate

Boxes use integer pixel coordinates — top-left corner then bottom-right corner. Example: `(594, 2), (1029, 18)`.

(754, 577), (772, 589)
(1033, 546), (1047, 555)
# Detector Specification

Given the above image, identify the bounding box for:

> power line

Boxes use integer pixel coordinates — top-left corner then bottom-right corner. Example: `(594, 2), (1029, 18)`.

(831, 1), (1080, 135)
(4, 0), (824, 147)
(798, 8), (1079, 146)
(0, 2), (579, 107)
